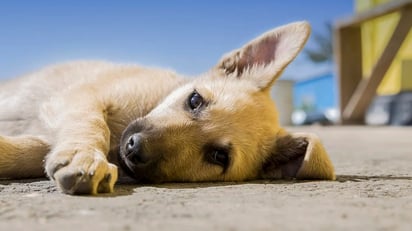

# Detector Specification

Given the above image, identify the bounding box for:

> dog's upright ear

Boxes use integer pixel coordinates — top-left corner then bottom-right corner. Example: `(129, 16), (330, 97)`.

(215, 21), (310, 89)
(260, 133), (336, 180)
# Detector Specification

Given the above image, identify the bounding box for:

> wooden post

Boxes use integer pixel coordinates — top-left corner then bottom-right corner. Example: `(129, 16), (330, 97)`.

(342, 7), (412, 122)
(335, 26), (363, 124)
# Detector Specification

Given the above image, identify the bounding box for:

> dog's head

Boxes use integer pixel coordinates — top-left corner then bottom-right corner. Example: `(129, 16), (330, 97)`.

(119, 21), (335, 183)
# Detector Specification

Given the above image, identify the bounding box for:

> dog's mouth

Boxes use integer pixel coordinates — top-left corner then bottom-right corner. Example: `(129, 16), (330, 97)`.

(117, 152), (163, 183)
(117, 151), (139, 179)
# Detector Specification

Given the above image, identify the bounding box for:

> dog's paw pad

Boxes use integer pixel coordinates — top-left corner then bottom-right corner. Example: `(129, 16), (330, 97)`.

(45, 159), (71, 180)
(55, 169), (91, 194)
(50, 151), (118, 194)
(45, 149), (78, 180)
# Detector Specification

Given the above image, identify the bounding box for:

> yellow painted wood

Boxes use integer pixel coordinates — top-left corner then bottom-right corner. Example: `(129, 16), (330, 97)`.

(356, 0), (412, 95)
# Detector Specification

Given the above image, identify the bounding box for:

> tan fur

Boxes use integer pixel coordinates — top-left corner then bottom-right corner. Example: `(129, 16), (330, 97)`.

(0, 22), (335, 195)
(293, 133), (336, 180)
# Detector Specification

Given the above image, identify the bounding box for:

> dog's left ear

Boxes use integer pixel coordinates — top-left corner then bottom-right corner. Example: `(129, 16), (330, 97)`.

(260, 133), (336, 180)
(215, 21), (310, 90)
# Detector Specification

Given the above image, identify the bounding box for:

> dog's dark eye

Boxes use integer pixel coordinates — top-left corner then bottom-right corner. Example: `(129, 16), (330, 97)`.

(188, 91), (204, 110)
(206, 148), (230, 168)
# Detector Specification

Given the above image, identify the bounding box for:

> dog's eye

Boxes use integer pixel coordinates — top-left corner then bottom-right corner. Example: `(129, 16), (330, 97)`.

(188, 91), (204, 110)
(206, 148), (230, 168)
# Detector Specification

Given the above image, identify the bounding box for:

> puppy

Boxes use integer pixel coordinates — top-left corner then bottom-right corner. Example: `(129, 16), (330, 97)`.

(0, 21), (335, 194)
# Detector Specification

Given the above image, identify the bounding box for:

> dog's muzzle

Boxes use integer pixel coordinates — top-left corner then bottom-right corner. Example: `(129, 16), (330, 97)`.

(119, 120), (162, 182)
(124, 133), (151, 165)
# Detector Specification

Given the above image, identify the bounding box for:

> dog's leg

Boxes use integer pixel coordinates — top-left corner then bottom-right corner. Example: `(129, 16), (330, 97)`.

(0, 135), (50, 178)
(43, 90), (118, 195)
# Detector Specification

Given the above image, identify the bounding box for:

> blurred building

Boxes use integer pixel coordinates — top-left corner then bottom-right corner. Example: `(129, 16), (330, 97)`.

(357, 0), (412, 125)
(334, 0), (412, 125)
(291, 73), (339, 125)
(293, 72), (337, 112)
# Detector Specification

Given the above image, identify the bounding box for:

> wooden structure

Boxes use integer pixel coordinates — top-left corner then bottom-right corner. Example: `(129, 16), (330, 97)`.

(335, 0), (412, 124)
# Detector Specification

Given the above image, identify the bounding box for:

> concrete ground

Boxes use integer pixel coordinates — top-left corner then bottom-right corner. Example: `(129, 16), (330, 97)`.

(1, 126), (411, 231)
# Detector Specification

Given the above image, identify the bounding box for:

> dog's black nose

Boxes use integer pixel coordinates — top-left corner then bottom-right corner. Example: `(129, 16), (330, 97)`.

(125, 133), (150, 164)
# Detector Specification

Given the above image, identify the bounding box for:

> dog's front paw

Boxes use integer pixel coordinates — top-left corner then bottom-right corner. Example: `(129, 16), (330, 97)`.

(46, 150), (118, 195)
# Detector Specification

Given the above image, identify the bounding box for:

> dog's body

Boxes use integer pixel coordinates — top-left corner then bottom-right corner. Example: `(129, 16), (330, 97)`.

(0, 22), (335, 194)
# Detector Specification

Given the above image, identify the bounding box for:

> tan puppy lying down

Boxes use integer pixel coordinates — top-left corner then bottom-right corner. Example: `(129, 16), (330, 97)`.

(0, 21), (335, 194)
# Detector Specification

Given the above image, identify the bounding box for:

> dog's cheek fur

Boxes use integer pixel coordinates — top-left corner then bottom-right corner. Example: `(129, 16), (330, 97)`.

(139, 124), (225, 182)
(197, 90), (282, 182)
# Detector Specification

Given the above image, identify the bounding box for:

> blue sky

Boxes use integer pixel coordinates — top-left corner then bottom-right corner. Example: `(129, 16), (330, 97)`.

(0, 0), (353, 80)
